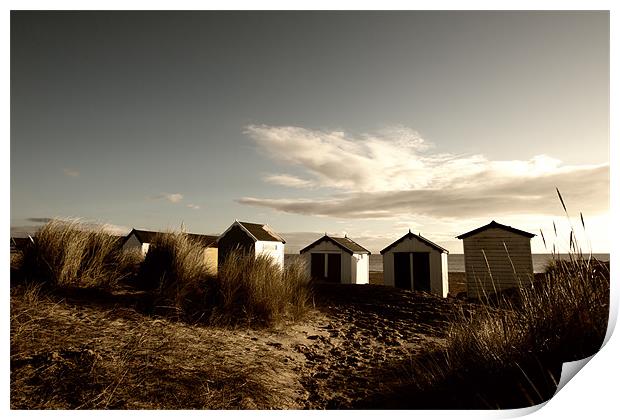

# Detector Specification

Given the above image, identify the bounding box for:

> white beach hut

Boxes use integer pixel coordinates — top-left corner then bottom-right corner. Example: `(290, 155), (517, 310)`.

(217, 221), (286, 269)
(381, 230), (449, 297)
(299, 234), (370, 284)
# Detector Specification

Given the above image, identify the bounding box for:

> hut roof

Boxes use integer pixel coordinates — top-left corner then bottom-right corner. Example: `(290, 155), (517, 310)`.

(300, 234), (371, 255)
(125, 229), (219, 247)
(235, 221), (286, 243)
(456, 221), (536, 240)
(380, 231), (448, 254)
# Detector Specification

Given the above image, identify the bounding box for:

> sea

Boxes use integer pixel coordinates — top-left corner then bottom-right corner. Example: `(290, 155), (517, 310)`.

(285, 253), (610, 273)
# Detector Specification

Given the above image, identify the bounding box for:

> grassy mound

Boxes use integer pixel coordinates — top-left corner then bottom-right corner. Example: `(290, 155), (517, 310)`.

(213, 252), (312, 327)
(137, 231), (215, 319)
(10, 283), (294, 409)
(136, 233), (312, 327)
(17, 220), (139, 289)
(368, 253), (609, 408)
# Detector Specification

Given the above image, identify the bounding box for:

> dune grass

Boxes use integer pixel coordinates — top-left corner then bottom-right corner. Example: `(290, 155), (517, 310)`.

(364, 252), (610, 409)
(17, 220), (140, 289)
(14, 222), (312, 328)
(10, 282), (293, 409)
(137, 231), (215, 319)
(213, 252), (312, 327)
(379, 195), (611, 409)
(136, 233), (312, 327)
(12, 192), (607, 408)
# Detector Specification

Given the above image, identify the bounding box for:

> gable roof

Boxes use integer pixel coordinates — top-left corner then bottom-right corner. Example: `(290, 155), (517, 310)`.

(299, 234), (371, 255)
(124, 229), (218, 247)
(219, 221), (286, 243)
(130, 229), (157, 244)
(456, 221), (536, 240)
(380, 231), (448, 254)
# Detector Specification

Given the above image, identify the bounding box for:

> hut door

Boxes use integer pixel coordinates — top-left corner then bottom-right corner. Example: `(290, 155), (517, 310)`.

(412, 253), (431, 292)
(394, 252), (411, 289)
(310, 254), (325, 281)
(327, 254), (341, 283)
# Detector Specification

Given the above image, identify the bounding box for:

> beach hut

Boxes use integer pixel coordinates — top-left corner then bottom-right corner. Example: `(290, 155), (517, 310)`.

(456, 221), (535, 298)
(217, 221), (286, 269)
(299, 234), (370, 284)
(122, 228), (219, 272)
(380, 230), (449, 297)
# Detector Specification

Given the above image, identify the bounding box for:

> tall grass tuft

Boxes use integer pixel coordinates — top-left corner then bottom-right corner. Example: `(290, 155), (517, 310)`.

(530, 255), (609, 359)
(18, 220), (135, 289)
(136, 235), (311, 327)
(137, 231), (215, 318)
(386, 197), (610, 408)
(213, 252), (312, 327)
(386, 254), (610, 409)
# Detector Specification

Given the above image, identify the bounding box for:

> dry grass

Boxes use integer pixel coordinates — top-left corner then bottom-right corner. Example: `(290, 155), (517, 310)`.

(137, 231), (215, 320)
(135, 234), (312, 327)
(213, 252), (312, 327)
(138, 231), (211, 291)
(12, 192), (607, 409)
(17, 220), (138, 289)
(10, 229), (315, 407)
(11, 250), (23, 271)
(374, 196), (611, 409)
(10, 282), (299, 409)
(361, 252), (609, 409)
(15, 223), (312, 329)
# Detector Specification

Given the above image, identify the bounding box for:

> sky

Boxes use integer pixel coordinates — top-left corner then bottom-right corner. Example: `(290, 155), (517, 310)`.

(10, 11), (610, 253)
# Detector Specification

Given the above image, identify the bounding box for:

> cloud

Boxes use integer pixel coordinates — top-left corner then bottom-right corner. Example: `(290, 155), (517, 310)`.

(240, 125), (609, 220)
(239, 164), (608, 219)
(263, 174), (316, 188)
(63, 168), (80, 177)
(246, 124), (433, 191)
(26, 217), (53, 223)
(186, 204), (201, 210)
(151, 193), (184, 203)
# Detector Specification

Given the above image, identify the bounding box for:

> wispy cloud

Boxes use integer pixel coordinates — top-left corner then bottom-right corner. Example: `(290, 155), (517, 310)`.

(63, 168), (80, 177)
(26, 217), (54, 223)
(246, 124), (433, 191)
(240, 125), (609, 220)
(151, 193), (184, 203)
(263, 174), (316, 189)
(186, 204), (201, 210)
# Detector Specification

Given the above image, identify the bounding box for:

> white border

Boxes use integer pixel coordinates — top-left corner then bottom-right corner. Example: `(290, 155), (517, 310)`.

(3, 3), (616, 420)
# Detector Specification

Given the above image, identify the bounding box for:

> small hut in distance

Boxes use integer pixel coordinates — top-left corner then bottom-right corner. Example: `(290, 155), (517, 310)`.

(299, 234), (370, 284)
(217, 220), (286, 269)
(381, 230), (449, 297)
(121, 228), (219, 272)
(457, 220), (535, 299)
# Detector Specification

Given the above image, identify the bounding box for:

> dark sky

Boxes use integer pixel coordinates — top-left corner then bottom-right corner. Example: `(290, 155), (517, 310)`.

(11, 11), (609, 252)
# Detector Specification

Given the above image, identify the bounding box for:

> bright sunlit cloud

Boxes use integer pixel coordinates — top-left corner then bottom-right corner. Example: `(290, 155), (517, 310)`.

(240, 125), (609, 223)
